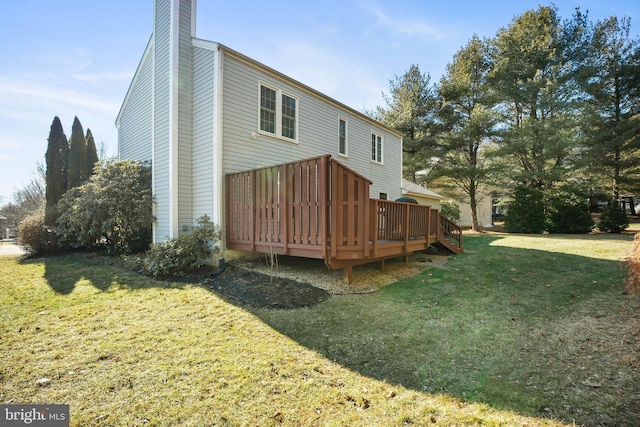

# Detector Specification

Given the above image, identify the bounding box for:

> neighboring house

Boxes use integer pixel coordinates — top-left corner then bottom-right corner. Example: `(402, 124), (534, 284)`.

(400, 179), (445, 209)
(459, 195), (493, 229)
(116, 0), (404, 247)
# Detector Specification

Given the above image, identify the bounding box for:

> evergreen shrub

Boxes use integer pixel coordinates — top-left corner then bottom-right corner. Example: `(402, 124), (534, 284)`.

(597, 202), (629, 233)
(504, 186), (546, 234)
(547, 195), (594, 234)
(142, 215), (221, 277)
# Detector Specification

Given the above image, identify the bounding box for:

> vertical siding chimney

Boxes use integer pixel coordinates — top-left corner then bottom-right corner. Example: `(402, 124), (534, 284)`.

(152, 0), (195, 240)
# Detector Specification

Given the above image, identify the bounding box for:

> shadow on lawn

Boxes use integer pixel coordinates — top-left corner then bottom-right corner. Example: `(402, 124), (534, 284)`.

(32, 253), (185, 295)
(245, 235), (640, 426)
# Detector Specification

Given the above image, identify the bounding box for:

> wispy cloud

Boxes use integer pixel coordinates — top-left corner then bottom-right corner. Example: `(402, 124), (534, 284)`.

(0, 77), (120, 114)
(359, 1), (445, 41)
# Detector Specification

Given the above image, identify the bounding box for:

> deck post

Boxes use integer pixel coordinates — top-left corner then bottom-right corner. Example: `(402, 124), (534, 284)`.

(343, 265), (353, 283)
(404, 204), (410, 254)
(280, 164), (289, 254)
(371, 199), (378, 258)
(250, 169), (257, 251)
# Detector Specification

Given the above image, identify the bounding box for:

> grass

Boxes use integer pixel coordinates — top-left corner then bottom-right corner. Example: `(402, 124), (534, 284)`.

(1, 233), (639, 426)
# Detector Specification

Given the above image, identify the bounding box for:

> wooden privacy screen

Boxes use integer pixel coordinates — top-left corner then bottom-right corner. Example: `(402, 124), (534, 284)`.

(225, 155), (462, 277)
(225, 155), (330, 259)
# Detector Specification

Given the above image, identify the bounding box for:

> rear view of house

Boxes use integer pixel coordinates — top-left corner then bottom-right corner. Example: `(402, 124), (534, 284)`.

(117, 0), (461, 280)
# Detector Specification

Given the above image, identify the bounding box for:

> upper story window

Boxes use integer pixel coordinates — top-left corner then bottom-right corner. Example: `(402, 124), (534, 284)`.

(259, 83), (298, 142)
(371, 132), (383, 164)
(338, 118), (347, 156)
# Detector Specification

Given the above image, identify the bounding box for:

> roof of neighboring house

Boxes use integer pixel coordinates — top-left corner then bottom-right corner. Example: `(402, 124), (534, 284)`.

(401, 178), (445, 200)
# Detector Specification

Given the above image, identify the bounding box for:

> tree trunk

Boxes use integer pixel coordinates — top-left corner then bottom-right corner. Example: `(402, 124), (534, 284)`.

(470, 179), (480, 232)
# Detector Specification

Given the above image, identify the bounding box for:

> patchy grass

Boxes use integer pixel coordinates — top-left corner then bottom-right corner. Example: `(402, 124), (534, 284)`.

(1, 233), (639, 426)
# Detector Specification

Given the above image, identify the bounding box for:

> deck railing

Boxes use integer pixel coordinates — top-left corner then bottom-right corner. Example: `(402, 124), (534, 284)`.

(440, 215), (464, 252)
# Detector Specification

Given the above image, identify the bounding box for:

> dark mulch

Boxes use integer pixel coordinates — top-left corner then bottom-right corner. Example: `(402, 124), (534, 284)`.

(165, 264), (332, 310)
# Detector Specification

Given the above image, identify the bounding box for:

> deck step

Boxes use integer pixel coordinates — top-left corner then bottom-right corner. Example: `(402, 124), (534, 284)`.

(436, 238), (463, 254)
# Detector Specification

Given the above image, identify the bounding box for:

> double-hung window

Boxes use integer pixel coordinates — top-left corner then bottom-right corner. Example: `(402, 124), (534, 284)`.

(259, 83), (298, 142)
(338, 118), (347, 156)
(371, 132), (383, 163)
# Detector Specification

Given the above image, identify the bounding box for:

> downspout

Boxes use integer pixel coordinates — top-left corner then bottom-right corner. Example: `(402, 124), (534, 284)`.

(210, 258), (226, 279)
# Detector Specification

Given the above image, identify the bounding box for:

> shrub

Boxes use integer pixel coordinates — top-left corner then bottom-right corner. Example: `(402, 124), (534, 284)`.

(440, 200), (461, 223)
(597, 201), (629, 233)
(504, 186), (546, 234)
(142, 215), (221, 277)
(546, 195), (594, 234)
(625, 232), (640, 295)
(56, 159), (152, 254)
(17, 207), (59, 255)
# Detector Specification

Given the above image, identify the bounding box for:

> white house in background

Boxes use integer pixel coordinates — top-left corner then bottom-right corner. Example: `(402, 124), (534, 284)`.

(459, 196), (493, 229)
(116, 0), (404, 245)
(401, 179), (445, 209)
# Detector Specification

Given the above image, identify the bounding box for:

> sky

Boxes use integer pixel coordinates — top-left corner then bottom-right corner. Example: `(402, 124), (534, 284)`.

(1, 0), (639, 203)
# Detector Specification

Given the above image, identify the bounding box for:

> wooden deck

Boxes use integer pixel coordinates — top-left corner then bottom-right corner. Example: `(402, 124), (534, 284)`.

(225, 155), (462, 282)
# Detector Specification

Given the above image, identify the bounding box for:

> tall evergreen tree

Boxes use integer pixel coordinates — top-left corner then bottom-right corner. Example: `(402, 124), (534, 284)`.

(577, 16), (640, 199)
(490, 6), (578, 192)
(85, 128), (99, 177)
(431, 35), (498, 231)
(376, 65), (440, 181)
(67, 116), (87, 189)
(44, 116), (68, 225)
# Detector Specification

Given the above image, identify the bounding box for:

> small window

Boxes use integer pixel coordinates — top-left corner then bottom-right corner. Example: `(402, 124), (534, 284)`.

(259, 83), (298, 142)
(338, 118), (347, 156)
(379, 192), (388, 200)
(371, 132), (383, 163)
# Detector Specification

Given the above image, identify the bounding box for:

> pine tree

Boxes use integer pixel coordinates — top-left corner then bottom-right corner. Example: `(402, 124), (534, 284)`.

(376, 65), (440, 181)
(432, 35), (498, 231)
(577, 16), (640, 200)
(85, 128), (99, 177)
(67, 116), (87, 189)
(44, 116), (68, 225)
(490, 6), (577, 191)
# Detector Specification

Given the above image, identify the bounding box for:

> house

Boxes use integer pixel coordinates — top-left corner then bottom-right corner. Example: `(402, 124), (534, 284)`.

(117, 0), (461, 280)
(400, 179), (445, 209)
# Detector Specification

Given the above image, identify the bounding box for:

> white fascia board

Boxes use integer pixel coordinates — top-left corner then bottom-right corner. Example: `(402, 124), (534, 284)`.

(168, 0), (180, 239)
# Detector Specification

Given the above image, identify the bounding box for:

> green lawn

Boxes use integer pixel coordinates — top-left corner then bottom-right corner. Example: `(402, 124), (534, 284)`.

(1, 233), (639, 426)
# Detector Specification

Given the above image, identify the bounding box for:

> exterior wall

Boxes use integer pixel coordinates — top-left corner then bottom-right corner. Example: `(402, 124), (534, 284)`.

(220, 52), (403, 200)
(117, 39), (153, 162)
(191, 46), (215, 223)
(408, 194), (442, 210)
(459, 195), (493, 228)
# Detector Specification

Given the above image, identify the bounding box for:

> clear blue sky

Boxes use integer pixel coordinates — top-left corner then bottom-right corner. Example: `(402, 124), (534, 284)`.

(1, 0), (638, 203)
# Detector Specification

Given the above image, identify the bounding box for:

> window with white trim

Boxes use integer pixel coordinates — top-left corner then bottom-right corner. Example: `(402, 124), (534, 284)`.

(338, 118), (347, 156)
(371, 132), (383, 163)
(259, 83), (298, 142)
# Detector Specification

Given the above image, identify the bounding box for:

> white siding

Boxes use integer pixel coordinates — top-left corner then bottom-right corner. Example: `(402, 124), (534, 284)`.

(221, 52), (403, 200)
(192, 46), (215, 222)
(117, 39), (153, 162)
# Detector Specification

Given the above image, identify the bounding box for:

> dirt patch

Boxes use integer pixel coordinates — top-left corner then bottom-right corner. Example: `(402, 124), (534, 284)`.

(201, 266), (332, 309)
(159, 251), (451, 310)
